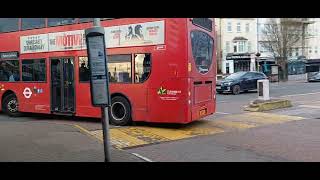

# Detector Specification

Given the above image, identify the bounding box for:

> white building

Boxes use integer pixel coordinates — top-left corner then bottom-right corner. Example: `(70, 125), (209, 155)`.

(306, 18), (320, 59)
(215, 18), (258, 74)
(257, 18), (319, 61)
(216, 18), (320, 76)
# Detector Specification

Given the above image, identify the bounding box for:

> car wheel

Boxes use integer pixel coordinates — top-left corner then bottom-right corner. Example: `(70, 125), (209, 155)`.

(232, 85), (241, 95)
(109, 96), (132, 126)
(3, 94), (22, 117)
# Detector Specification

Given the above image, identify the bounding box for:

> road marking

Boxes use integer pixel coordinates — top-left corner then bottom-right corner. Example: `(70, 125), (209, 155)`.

(73, 124), (102, 142)
(299, 105), (320, 109)
(294, 100), (320, 104)
(280, 92), (320, 97)
(216, 112), (231, 115)
(131, 153), (153, 162)
(217, 101), (228, 103)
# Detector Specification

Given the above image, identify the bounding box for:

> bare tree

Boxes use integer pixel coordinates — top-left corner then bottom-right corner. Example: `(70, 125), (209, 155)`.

(260, 18), (305, 81)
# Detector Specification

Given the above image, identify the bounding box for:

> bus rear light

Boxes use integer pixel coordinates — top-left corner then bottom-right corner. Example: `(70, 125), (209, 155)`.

(188, 63), (192, 72)
(188, 91), (191, 96)
(188, 100), (191, 104)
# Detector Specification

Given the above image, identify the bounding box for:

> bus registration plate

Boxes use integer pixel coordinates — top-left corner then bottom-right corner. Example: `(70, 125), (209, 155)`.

(199, 109), (207, 116)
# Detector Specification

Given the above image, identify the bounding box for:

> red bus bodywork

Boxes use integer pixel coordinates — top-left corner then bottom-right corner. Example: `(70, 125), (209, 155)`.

(0, 18), (216, 124)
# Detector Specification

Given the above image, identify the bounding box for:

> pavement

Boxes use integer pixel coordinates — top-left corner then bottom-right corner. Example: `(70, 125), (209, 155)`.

(0, 114), (144, 162)
(1, 79), (320, 161)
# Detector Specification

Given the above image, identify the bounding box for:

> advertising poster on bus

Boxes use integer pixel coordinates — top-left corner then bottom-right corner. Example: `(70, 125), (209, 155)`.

(20, 34), (49, 54)
(105, 20), (165, 48)
(20, 21), (165, 54)
(104, 27), (121, 48)
(48, 30), (86, 51)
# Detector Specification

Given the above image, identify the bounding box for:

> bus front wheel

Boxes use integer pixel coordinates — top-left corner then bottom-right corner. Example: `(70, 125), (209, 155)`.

(3, 94), (22, 117)
(109, 96), (132, 126)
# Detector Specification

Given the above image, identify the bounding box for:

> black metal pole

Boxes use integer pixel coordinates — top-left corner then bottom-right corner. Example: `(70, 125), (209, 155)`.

(101, 106), (111, 162)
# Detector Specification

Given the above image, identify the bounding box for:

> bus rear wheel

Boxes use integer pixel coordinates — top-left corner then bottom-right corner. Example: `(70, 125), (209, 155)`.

(109, 96), (132, 126)
(3, 94), (22, 117)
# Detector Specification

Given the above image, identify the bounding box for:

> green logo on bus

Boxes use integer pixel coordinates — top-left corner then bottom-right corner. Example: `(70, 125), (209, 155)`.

(157, 87), (167, 95)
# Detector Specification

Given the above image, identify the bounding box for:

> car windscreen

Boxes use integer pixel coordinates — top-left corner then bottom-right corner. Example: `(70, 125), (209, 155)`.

(225, 72), (246, 80)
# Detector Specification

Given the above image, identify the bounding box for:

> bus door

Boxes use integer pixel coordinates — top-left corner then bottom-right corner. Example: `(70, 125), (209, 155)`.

(50, 57), (75, 114)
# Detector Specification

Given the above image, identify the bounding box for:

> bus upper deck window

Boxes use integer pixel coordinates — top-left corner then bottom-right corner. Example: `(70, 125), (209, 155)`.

(48, 18), (77, 27)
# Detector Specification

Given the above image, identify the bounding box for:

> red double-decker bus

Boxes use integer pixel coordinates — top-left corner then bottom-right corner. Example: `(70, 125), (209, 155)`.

(0, 18), (216, 126)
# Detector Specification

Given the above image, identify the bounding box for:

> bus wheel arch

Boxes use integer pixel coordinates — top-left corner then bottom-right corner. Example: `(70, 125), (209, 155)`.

(109, 93), (132, 126)
(2, 91), (22, 117)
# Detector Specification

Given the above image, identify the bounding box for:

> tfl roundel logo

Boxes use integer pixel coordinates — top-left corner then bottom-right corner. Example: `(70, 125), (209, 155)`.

(23, 87), (32, 99)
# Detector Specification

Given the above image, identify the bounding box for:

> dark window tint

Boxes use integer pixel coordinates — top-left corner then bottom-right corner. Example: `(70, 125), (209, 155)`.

(48, 18), (76, 27)
(22, 59), (46, 82)
(191, 30), (214, 74)
(234, 61), (250, 72)
(0, 60), (19, 81)
(306, 65), (319, 73)
(241, 72), (253, 79)
(192, 18), (213, 32)
(108, 55), (132, 83)
(135, 54), (151, 83)
(79, 18), (93, 23)
(0, 18), (19, 33)
(225, 71), (246, 80)
(79, 57), (90, 82)
(21, 18), (45, 30)
(255, 73), (266, 78)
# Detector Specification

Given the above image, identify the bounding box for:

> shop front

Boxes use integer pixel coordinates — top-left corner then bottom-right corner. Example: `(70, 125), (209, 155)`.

(224, 53), (253, 74)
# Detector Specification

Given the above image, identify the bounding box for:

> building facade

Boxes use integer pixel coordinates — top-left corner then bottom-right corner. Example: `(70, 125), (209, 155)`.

(306, 18), (320, 59)
(215, 18), (258, 75)
(216, 18), (320, 76)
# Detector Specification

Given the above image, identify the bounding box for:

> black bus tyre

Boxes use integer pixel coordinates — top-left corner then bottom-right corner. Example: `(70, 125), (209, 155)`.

(232, 85), (241, 95)
(3, 94), (22, 117)
(109, 96), (132, 126)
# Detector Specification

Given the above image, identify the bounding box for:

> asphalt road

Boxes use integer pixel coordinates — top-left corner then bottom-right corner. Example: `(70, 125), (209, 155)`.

(126, 81), (320, 162)
(215, 81), (320, 115)
(0, 114), (143, 162)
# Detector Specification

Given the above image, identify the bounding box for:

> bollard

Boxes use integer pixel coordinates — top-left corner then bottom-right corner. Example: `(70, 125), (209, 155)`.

(257, 79), (270, 101)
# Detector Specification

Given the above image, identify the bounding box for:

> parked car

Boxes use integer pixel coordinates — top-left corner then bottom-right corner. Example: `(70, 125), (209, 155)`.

(216, 71), (268, 95)
(307, 72), (320, 82)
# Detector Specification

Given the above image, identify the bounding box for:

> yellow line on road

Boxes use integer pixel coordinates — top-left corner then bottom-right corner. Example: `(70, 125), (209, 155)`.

(73, 124), (103, 142)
